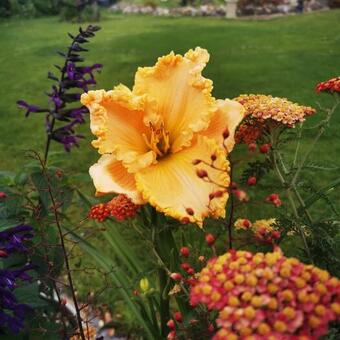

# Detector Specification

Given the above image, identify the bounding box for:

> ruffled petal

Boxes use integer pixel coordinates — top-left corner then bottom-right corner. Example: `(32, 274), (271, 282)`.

(89, 154), (144, 204)
(202, 99), (245, 152)
(135, 136), (230, 226)
(133, 47), (217, 153)
(81, 85), (156, 172)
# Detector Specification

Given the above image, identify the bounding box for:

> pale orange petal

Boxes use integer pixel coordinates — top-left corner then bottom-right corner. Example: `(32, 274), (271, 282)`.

(135, 136), (230, 226)
(89, 154), (144, 204)
(133, 47), (217, 153)
(202, 99), (245, 152)
(81, 85), (156, 172)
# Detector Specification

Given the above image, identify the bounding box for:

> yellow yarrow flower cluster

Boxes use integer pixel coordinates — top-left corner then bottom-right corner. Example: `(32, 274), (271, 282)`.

(190, 249), (340, 339)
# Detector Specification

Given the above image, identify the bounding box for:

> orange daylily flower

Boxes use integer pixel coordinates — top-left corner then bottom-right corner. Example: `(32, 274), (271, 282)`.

(81, 48), (244, 226)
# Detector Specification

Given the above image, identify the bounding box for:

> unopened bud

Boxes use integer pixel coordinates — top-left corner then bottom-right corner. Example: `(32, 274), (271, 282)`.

(170, 273), (182, 282)
(196, 169), (208, 178)
(205, 233), (215, 246)
(139, 277), (150, 293)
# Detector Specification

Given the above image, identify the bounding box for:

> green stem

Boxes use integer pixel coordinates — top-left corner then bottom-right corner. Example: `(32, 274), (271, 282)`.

(291, 99), (339, 186)
(270, 131), (313, 262)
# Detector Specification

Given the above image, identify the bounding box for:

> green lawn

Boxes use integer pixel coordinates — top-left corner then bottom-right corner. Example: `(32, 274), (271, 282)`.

(0, 10), (339, 174)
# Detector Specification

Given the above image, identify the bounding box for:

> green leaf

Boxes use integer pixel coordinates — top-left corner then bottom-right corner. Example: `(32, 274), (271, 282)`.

(64, 226), (159, 340)
(76, 190), (143, 276)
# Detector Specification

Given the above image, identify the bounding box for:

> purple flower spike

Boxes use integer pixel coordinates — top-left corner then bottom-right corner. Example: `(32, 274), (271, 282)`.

(17, 25), (102, 154)
(0, 224), (34, 333)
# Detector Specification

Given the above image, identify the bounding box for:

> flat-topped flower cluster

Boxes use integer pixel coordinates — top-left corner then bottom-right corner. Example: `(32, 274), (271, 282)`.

(190, 249), (340, 339)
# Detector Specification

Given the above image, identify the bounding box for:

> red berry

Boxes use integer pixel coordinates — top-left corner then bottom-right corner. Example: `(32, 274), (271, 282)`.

(0, 192), (7, 199)
(248, 143), (257, 152)
(205, 233), (215, 246)
(247, 176), (257, 186)
(180, 247), (190, 257)
(260, 143), (270, 153)
(167, 319), (175, 330)
(173, 311), (182, 323)
(170, 273), (182, 282)
(210, 154), (217, 161)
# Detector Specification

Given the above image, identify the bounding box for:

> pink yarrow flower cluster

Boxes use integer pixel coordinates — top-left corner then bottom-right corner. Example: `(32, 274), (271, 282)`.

(190, 249), (340, 339)
(234, 94), (315, 127)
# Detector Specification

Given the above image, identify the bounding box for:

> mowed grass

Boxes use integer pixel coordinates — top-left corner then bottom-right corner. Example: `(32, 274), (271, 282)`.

(0, 10), (340, 175)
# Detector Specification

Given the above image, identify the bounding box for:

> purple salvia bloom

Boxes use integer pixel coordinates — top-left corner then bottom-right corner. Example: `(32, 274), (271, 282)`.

(0, 225), (34, 333)
(17, 25), (102, 153)
(16, 100), (45, 117)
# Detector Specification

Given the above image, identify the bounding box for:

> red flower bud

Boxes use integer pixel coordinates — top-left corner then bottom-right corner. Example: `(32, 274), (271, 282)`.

(167, 319), (175, 330)
(205, 233), (215, 246)
(222, 128), (229, 139)
(247, 176), (257, 186)
(181, 263), (191, 271)
(185, 208), (194, 216)
(173, 311), (182, 323)
(180, 247), (190, 257)
(167, 331), (176, 339)
(187, 268), (195, 275)
(260, 143), (270, 153)
(210, 154), (217, 161)
(248, 143), (257, 152)
(170, 273), (182, 282)
(243, 219), (251, 228)
(196, 169), (208, 178)
(181, 217), (190, 225)
(272, 231), (281, 239)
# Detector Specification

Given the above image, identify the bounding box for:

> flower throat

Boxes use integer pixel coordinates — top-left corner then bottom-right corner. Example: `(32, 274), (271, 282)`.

(143, 123), (170, 158)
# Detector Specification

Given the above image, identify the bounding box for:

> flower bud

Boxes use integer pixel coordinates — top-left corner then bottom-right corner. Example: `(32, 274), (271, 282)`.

(170, 273), (182, 282)
(139, 277), (150, 293)
(260, 143), (270, 153)
(167, 319), (175, 330)
(248, 143), (257, 152)
(247, 176), (257, 186)
(196, 169), (208, 178)
(205, 233), (215, 246)
(180, 247), (190, 257)
(173, 311), (182, 323)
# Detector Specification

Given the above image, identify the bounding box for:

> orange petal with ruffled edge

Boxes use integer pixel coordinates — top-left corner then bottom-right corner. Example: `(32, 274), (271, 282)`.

(202, 99), (245, 153)
(135, 136), (230, 227)
(133, 47), (217, 153)
(89, 154), (144, 204)
(81, 85), (156, 173)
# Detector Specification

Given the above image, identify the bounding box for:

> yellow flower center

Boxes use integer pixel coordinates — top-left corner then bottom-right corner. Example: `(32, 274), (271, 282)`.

(142, 123), (170, 158)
